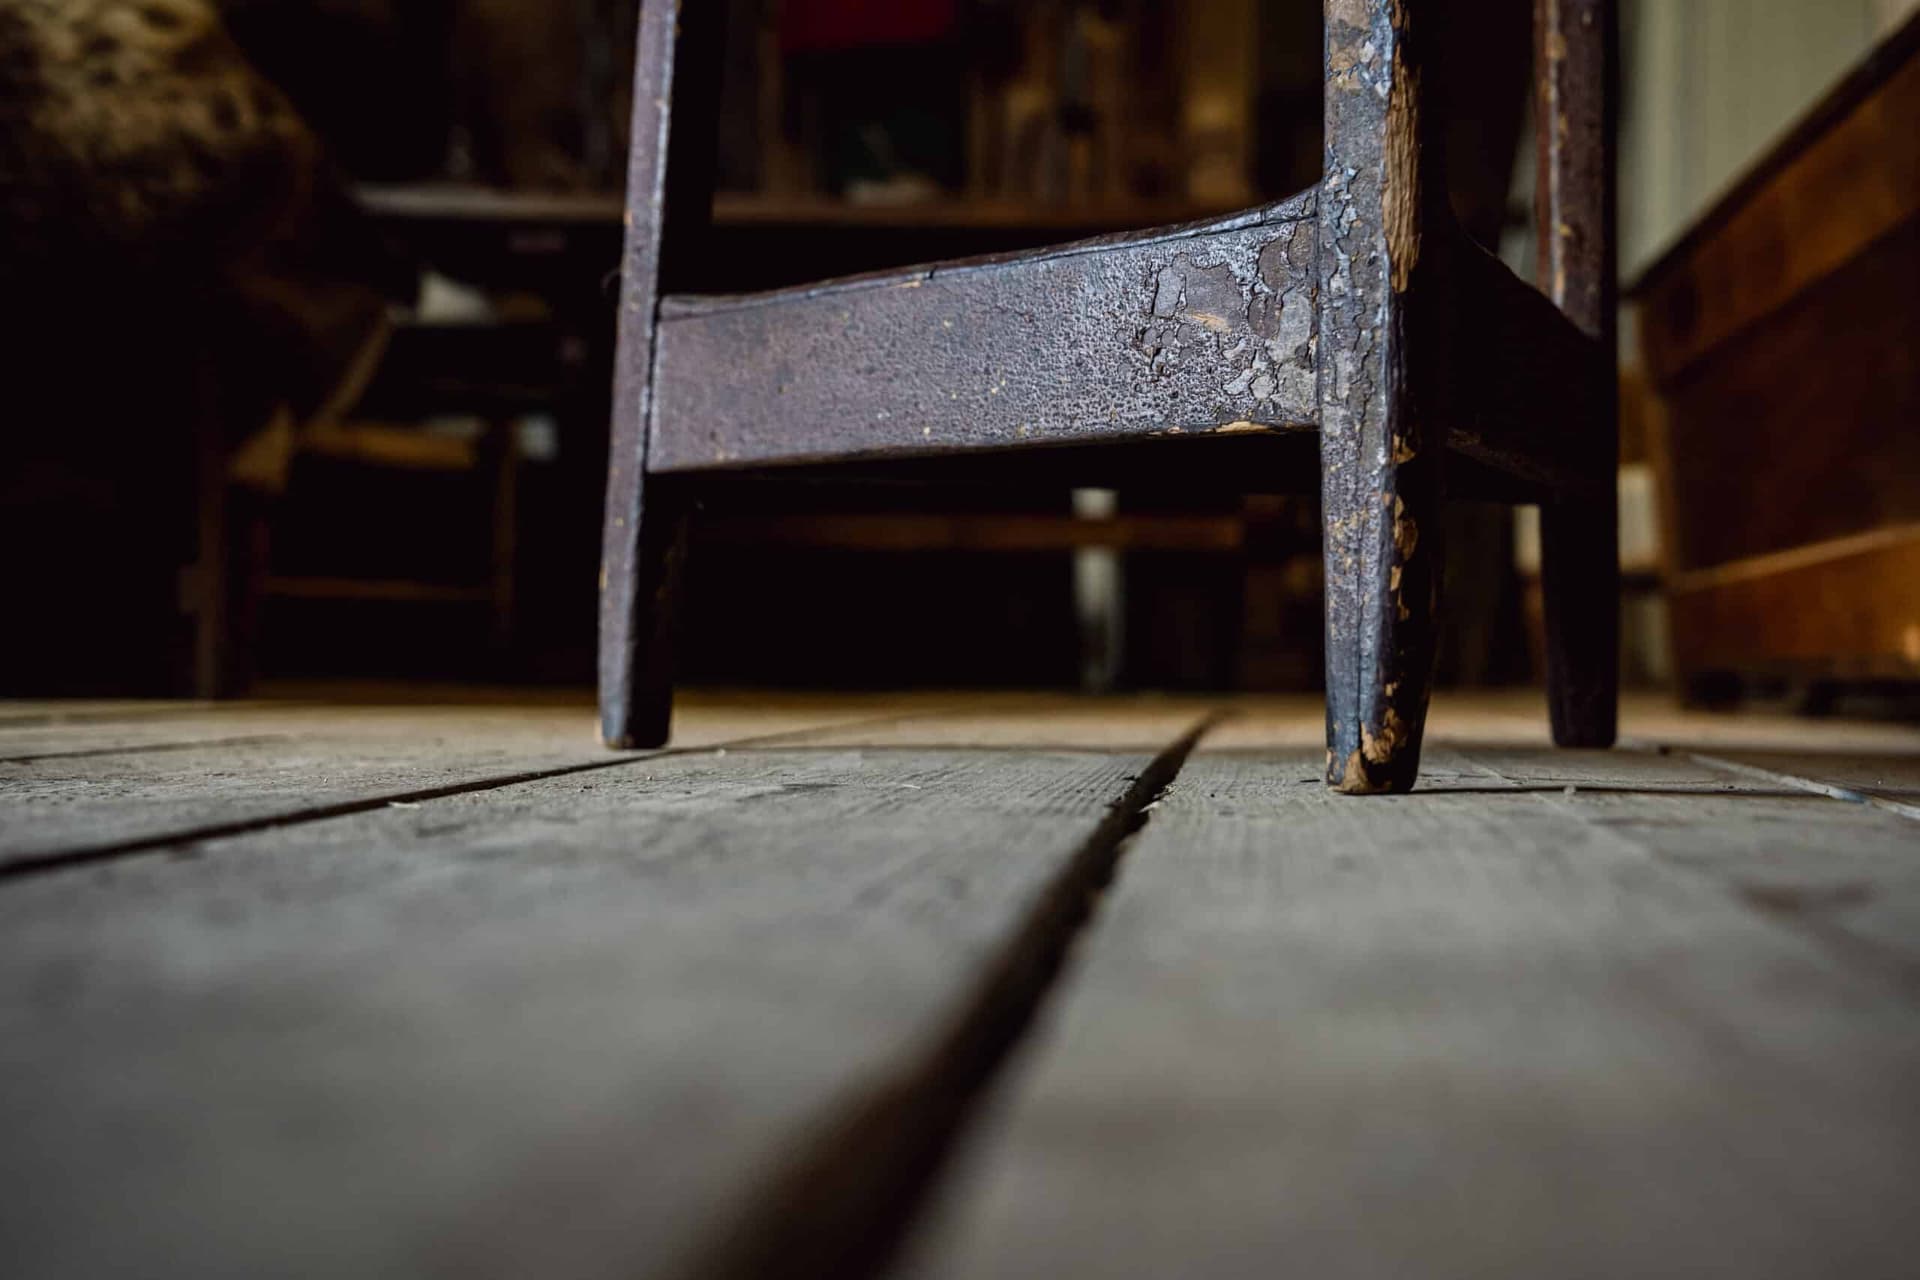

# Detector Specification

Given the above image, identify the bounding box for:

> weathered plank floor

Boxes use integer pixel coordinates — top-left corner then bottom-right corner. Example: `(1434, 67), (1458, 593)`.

(2, 690), (1916, 1279)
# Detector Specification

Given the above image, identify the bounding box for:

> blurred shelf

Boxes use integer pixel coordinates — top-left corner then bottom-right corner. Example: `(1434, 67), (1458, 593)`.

(353, 184), (1253, 293)
(356, 185), (623, 225)
(709, 194), (1245, 233)
(357, 184), (1243, 234)
(298, 424), (480, 472)
(699, 512), (1247, 554)
(263, 577), (494, 605)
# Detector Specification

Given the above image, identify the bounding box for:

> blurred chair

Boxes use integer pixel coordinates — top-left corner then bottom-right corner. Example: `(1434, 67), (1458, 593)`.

(203, 188), (624, 694)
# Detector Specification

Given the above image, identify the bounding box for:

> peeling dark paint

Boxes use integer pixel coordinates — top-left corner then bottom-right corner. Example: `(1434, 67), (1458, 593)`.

(650, 198), (1319, 470)
(1319, 0), (1442, 795)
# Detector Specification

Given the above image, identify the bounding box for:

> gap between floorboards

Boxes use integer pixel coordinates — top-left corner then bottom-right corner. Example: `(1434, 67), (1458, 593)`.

(1676, 750), (1920, 822)
(665, 713), (1223, 1280)
(0, 708), (966, 886)
(1454, 745), (1920, 1004)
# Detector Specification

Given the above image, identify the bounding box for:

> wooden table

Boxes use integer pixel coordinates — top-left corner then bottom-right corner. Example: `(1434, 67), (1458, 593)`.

(3, 691), (1918, 1277)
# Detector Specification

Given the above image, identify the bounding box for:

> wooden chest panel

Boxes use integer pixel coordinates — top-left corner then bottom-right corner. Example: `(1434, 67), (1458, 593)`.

(1636, 15), (1920, 681)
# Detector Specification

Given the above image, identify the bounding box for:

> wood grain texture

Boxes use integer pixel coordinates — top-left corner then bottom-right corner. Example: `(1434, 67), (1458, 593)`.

(1651, 224), (1920, 575)
(1685, 748), (1920, 821)
(647, 199), (1320, 472)
(904, 749), (1920, 1278)
(7, 696), (1920, 1278)
(0, 699), (309, 731)
(1445, 746), (1920, 984)
(0, 735), (601, 872)
(0, 710), (317, 760)
(1664, 525), (1920, 680)
(0, 700), (936, 873)
(0, 744), (1169, 1280)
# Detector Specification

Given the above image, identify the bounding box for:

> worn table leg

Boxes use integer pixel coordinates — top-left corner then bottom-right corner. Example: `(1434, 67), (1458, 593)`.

(599, 0), (723, 748)
(1535, 0), (1620, 748)
(600, 476), (689, 749)
(1318, 0), (1448, 794)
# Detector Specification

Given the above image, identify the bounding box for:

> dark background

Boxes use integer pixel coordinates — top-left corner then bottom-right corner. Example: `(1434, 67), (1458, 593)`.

(1, 0), (1539, 698)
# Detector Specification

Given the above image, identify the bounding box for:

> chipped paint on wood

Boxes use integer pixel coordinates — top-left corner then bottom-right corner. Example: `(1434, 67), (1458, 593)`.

(1392, 495), (1419, 559)
(1362, 706), (1408, 765)
(649, 197), (1319, 471)
(1331, 747), (1377, 794)
(1319, 0), (1443, 796)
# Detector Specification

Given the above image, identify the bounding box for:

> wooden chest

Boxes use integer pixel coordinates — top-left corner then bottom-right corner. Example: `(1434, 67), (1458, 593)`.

(1635, 15), (1920, 688)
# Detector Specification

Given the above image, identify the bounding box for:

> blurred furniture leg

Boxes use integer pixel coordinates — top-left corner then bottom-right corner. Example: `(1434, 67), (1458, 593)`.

(483, 417), (520, 658)
(1536, 0), (1621, 747)
(599, 0), (722, 748)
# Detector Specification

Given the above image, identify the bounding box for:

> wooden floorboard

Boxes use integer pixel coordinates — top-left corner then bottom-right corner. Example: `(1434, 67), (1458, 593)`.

(0, 699), (266, 729)
(1684, 749), (1920, 819)
(0, 699), (956, 874)
(1442, 746), (1920, 984)
(902, 746), (1920, 1279)
(4, 692), (1918, 1279)
(0, 726), (1196, 1279)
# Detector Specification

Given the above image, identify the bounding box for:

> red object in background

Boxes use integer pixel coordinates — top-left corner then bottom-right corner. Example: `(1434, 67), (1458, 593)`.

(780, 0), (958, 52)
